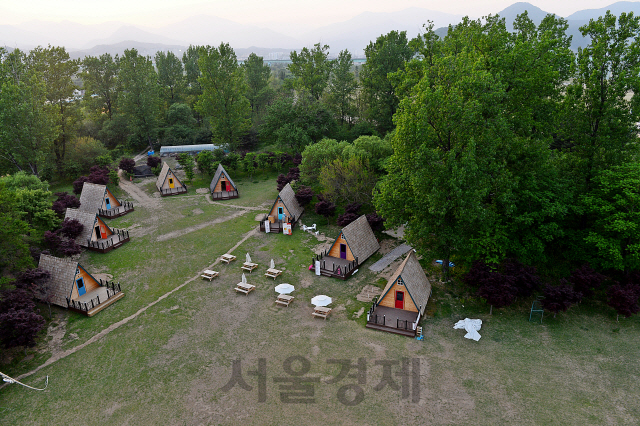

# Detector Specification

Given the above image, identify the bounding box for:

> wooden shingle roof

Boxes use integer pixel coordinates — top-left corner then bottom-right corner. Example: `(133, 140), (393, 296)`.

(341, 215), (380, 263)
(156, 162), (171, 190)
(278, 183), (304, 219)
(210, 164), (237, 193)
(78, 183), (106, 214)
(380, 251), (431, 315)
(38, 254), (78, 307)
(64, 208), (97, 246)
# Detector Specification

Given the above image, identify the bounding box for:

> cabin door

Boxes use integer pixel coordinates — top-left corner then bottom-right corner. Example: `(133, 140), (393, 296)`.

(278, 207), (284, 221)
(76, 277), (86, 296)
(105, 197), (111, 209)
(100, 224), (108, 239)
(95, 225), (101, 240)
(169, 177), (175, 189)
(221, 181), (227, 191)
(395, 291), (404, 309)
(340, 244), (347, 259)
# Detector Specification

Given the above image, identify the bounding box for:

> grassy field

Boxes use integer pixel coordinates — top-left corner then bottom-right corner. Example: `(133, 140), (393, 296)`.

(1, 176), (640, 425)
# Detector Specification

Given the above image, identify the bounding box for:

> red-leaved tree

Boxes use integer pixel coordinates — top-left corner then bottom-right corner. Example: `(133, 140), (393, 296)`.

(569, 264), (606, 299)
(542, 281), (583, 318)
(315, 196), (336, 225)
(607, 284), (640, 321)
(0, 288), (45, 349)
(119, 158), (136, 174)
(295, 186), (314, 206)
(52, 192), (81, 217)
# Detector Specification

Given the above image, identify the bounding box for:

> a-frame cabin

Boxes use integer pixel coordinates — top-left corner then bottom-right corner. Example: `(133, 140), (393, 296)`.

(78, 182), (134, 218)
(65, 208), (130, 253)
(38, 254), (124, 316)
(366, 251), (431, 337)
(314, 215), (380, 279)
(156, 162), (187, 196)
(259, 183), (304, 233)
(209, 164), (239, 200)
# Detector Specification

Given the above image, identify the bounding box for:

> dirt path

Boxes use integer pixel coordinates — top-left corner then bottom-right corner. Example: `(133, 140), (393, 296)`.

(118, 170), (159, 209)
(156, 209), (252, 242)
(204, 194), (267, 211)
(12, 227), (260, 384)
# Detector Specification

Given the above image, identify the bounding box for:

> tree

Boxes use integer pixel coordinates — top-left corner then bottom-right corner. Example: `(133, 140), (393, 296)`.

(299, 138), (348, 184)
(118, 49), (160, 149)
(295, 186), (314, 206)
(164, 103), (196, 142)
(177, 153), (195, 182)
(119, 158), (136, 175)
(80, 53), (119, 119)
(147, 155), (161, 169)
(0, 183), (34, 274)
(0, 48), (57, 176)
(288, 43), (333, 100)
(196, 43), (251, 150)
(196, 150), (216, 177)
(0, 288), (45, 349)
(182, 45), (203, 110)
(542, 282), (582, 317)
(260, 98), (337, 152)
(607, 284), (640, 321)
(360, 31), (414, 134)
(16, 268), (52, 318)
(582, 162), (640, 274)
(58, 218), (84, 239)
(568, 264), (606, 298)
(51, 192), (80, 217)
(64, 137), (110, 174)
(319, 156), (378, 206)
(155, 50), (184, 104)
(366, 213), (385, 232)
(478, 275), (518, 315)
(327, 49), (357, 126)
(315, 196), (336, 225)
(243, 53), (273, 121)
(28, 45), (80, 169)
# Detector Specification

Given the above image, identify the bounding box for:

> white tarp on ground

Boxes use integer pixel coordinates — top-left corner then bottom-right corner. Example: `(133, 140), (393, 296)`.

(453, 318), (482, 341)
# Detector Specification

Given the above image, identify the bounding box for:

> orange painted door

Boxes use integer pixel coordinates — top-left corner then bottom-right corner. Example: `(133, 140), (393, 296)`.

(395, 291), (404, 309)
(100, 225), (107, 239)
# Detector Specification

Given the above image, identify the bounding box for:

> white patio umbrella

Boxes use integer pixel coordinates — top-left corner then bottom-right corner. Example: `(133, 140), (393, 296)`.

(246, 253), (252, 263)
(275, 283), (295, 294)
(241, 273), (247, 284)
(270, 259), (275, 269)
(311, 295), (332, 307)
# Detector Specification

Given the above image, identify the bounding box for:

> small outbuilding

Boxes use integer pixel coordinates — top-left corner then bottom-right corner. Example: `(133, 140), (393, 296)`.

(209, 164), (239, 200)
(78, 182), (134, 218)
(65, 208), (130, 253)
(259, 183), (304, 233)
(156, 162), (187, 196)
(314, 215), (380, 279)
(366, 251), (431, 337)
(38, 254), (124, 316)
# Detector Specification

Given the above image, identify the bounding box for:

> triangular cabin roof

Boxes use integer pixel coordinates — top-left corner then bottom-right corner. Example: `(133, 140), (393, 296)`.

(64, 208), (110, 246)
(210, 164), (237, 193)
(270, 183), (304, 219)
(156, 162), (185, 190)
(379, 251), (431, 316)
(78, 182), (107, 213)
(338, 215), (380, 263)
(37, 254), (79, 307)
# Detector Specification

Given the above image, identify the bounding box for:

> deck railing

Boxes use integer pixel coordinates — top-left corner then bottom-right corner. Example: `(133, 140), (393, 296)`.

(159, 185), (188, 196)
(211, 190), (239, 200)
(86, 229), (130, 253)
(259, 214), (298, 233)
(99, 201), (134, 218)
(66, 280), (122, 314)
(312, 251), (359, 280)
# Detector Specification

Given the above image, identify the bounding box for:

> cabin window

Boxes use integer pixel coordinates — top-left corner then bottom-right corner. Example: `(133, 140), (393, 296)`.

(397, 278), (403, 286)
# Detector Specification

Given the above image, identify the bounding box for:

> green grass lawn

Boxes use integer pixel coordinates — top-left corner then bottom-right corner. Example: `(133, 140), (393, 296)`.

(2, 177), (640, 425)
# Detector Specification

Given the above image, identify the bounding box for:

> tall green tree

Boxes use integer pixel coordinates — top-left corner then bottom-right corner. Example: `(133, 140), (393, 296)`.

(182, 45), (202, 109)
(196, 43), (250, 150)
(360, 31), (414, 134)
(28, 45), (80, 169)
(0, 48), (56, 176)
(118, 49), (160, 149)
(326, 49), (357, 126)
(80, 53), (119, 119)
(243, 53), (273, 121)
(288, 43), (333, 100)
(155, 50), (184, 104)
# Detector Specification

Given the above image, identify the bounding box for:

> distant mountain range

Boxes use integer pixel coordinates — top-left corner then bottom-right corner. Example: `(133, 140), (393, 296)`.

(1, 2), (639, 59)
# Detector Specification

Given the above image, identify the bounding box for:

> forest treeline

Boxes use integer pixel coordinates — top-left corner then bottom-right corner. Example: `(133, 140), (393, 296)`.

(2, 10), (640, 350)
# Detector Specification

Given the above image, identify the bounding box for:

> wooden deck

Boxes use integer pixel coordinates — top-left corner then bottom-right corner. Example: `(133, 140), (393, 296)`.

(159, 186), (188, 197)
(366, 306), (419, 337)
(99, 202), (134, 219)
(211, 190), (239, 200)
(86, 231), (130, 253)
(67, 284), (124, 317)
(316, 256), (359, 280)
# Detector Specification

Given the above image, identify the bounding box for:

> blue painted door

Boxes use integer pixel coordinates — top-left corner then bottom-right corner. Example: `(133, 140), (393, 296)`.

(105, 197), (111, 208)
(76, 277), (86, 296)
(278, 207), (284, 221)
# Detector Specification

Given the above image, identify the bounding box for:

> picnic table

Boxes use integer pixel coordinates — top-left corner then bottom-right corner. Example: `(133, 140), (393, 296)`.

(312, 306), (332, 320)
(275, 294), (294, 307)
(234, 282), (255, 295)
(241, 262), (259, 273)
(200, 270), (219, 281)
(220, 254), (236, 264)
(265, 268), (282, 279)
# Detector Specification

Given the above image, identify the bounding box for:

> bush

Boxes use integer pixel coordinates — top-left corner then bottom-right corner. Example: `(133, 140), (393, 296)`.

(52, 192), (80, 216)
(109, 169), (120, 186)
(295, 186), (314, 206)
(147, 156), (161, 169)
(542, 282), (583, 317)
(315, 195), (336, 225)
(607, 284), (640, 320)
(65, 137), (110, 174)
(337, 212), (359, 227)
(152, 165), (162, 176)
(58, 218), (84, 239)
(366, 213), (385, 232)
(119, 158), (136, 174)
(95, 154), (113, 167)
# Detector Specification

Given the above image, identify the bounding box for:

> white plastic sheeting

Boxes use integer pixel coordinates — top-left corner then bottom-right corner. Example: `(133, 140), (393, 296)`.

(453, 318), (482, 341)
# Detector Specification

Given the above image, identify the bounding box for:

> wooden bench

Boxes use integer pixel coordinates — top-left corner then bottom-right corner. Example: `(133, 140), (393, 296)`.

(312, 306), (332, 320)
(275, 294), (294, 307)
(265, 268), (282, 279)
(241, 262), (259, 273)
(220, 254), (236, 264)
(234, 283), (255, 295)
(200, 270), (219, 281)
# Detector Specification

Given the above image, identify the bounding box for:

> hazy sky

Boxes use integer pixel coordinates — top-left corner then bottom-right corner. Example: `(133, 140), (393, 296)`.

(0, 0), (631, 26)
